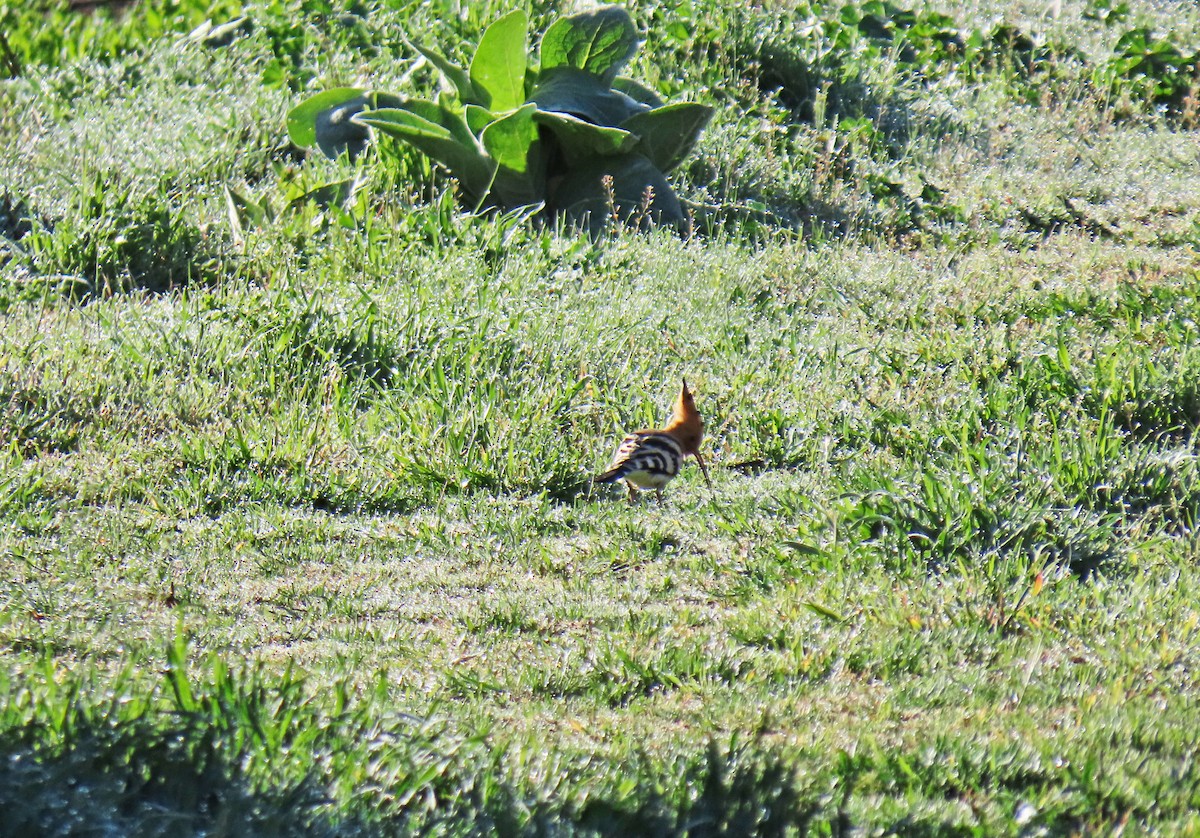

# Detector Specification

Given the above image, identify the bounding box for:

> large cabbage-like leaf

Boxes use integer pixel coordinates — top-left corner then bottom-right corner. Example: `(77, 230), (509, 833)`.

(289, 7), (712, 231)
(288, 89), (405, 159)
(620, 102), (713, 173)
(401, 99), (481, 149)
(356, 108), (497, 201)
(470, 9), (529, 112)
(528, 67), (648, 127)
(480, 103), (545, 206)
(552, 152), (683, 235)
(287, 87), (363, 147)
(533, 111), (636, 165)
(465, 105), (494, 136)
(540, 6), (638, 86)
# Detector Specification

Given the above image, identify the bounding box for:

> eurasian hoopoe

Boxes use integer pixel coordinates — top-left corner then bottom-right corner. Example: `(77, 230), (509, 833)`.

(595, 379), (713, 502)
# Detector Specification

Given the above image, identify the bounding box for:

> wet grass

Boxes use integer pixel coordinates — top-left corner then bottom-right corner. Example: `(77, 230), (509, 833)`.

(2, 0), (1200, 833)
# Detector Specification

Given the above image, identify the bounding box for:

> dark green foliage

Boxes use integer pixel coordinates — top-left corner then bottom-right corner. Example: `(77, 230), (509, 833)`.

(0, 715), (335, 837)
(838, 459), (1126, 577)
(0, 189), (33, 242)
(0, 647), (337, 837)
(289, 7), (713, 233)
(830, 327), (1200, 575)
(1099, 27), (1200, 117)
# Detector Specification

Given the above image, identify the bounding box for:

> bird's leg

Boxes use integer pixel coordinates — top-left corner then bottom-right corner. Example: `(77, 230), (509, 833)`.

(655, 488), (664, 504)
(626, 483), (638, 505)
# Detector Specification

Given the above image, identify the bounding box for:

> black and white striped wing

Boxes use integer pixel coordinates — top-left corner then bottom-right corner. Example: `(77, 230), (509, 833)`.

(596, 432), (684, 486)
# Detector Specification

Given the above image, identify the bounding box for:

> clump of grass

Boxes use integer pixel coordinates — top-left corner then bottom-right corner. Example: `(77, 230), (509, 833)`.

(21, 173), (222, 296)
(828, 351), (1199, 576)
(1086, 342), (1200, 441)
(577, 740), (821, 836)
(0, 711), (337, 837)
(0, 647), (335, 836)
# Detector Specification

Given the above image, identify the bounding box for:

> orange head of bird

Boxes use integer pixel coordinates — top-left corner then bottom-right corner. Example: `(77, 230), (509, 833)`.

(666, 378), (712, 489)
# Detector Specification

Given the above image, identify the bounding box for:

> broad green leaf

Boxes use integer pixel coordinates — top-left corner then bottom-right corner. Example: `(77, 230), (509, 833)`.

(286, 87), (364, 147)
(469, 9), (529, 112)
(314, 97), (372, 160)
(540, 6), (638, 85)
(480, 103), (545, 206)
(528, 66), (648, 127)
(400, 99), (481, 150)
(464, 104), (494, 136)
(357, 108), (497, 201)
(480, 104), (539, 172)
(533, 110), (636, 165)
(612, 76), (665, 108)
(356, 107), (454, 141)
(620, 102), (713, 172)
(412, 41), (481, 106)
(552, 152), (682, 235)
(288, 90), (404, 159)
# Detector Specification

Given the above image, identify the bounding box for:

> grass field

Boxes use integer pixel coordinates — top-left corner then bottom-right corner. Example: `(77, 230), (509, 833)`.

(3, 0), (1200, 834)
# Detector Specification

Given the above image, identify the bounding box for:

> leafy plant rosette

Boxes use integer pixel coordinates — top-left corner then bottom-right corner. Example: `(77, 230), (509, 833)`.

(287, 6), (713, 233)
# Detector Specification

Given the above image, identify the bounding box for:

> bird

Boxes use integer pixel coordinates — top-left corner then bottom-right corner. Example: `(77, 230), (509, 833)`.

(594, 378), (713, 503)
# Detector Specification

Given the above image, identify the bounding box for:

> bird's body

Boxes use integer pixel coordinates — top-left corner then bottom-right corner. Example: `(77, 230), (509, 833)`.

(596, 430), (686, 491)
(595, 379), (712, 502)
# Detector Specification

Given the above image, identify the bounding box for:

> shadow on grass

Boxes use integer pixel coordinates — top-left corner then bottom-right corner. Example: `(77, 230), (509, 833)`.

(0, 719), (343, 838)
(0, 722), (828, 837)
(1, 641), (832, 835)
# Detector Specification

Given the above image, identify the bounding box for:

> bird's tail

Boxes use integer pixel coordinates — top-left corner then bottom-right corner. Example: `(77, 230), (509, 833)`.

(592, 467), (624, 484)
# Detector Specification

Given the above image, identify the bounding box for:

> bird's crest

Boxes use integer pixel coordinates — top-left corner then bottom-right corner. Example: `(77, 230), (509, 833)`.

(664, 378), (704, 455)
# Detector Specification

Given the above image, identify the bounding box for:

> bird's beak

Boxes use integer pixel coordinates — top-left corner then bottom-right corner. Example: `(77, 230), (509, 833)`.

(694, 449), (713, 490)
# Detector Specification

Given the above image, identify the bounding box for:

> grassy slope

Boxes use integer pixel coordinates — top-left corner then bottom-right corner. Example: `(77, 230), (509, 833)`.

(2, 0), (1200, 834)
